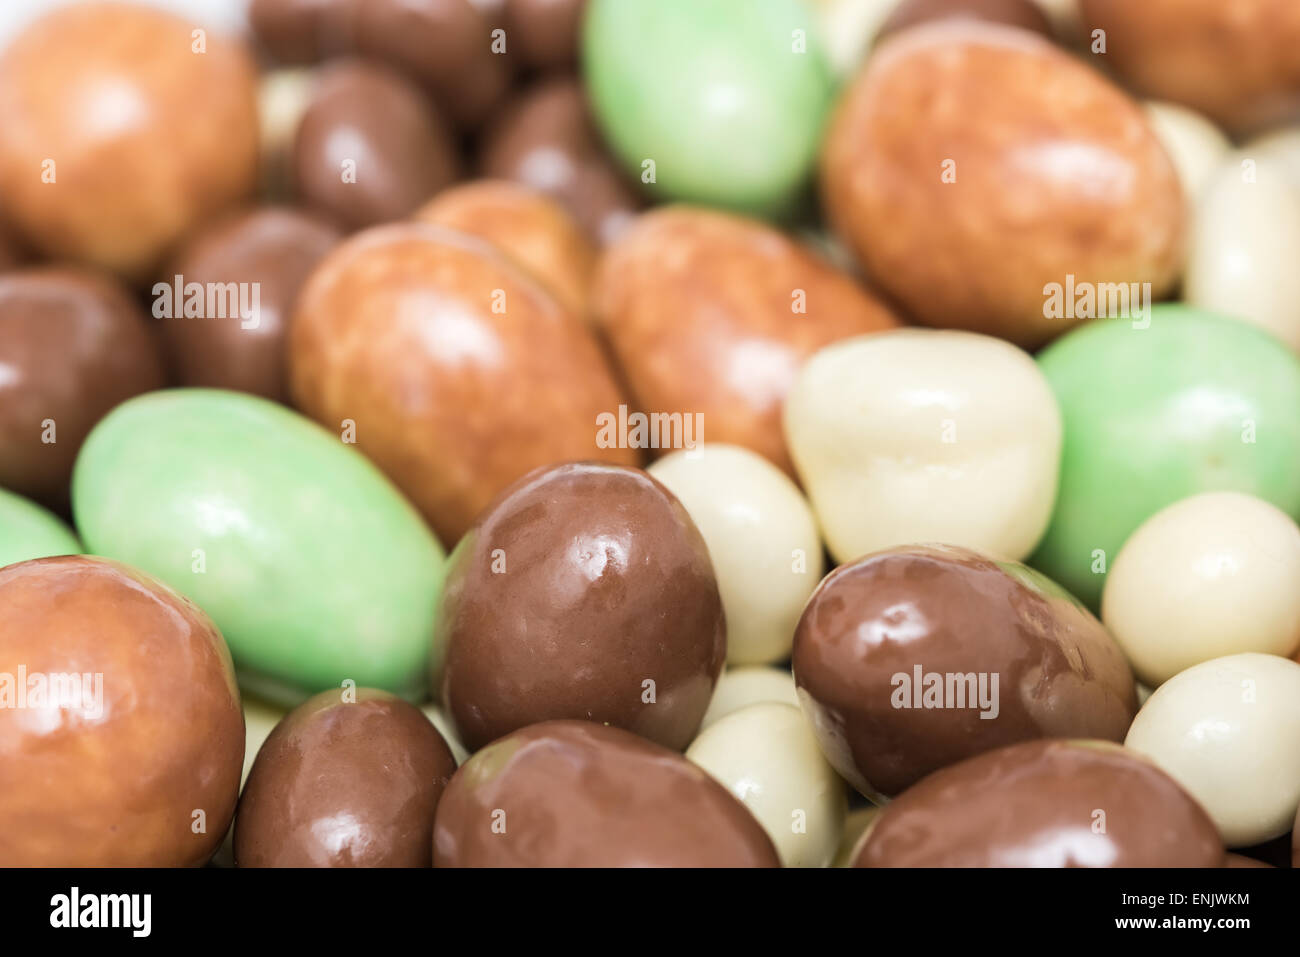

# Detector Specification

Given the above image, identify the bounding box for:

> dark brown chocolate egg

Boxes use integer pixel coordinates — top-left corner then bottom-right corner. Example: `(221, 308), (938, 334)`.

(433, 720), (778, 866)
(479, 77), (642, 244)
(292, 60), (459, 231)
(433, 463), (725, 752)
(792, 545), (1138, 799)
(854, 740), (1225, 867)
(0, 556), (244, 866)
(234, 689), (457, 867)
(156, 207), (341, 402)
(0, 267), (165, 507)
(876, 0), (1052, 43)
(288, 222), (636, 545)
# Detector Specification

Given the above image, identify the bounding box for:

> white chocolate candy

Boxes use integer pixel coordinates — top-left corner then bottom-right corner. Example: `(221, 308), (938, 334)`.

(1103, 492), (1300, 687)
(784, 329), (1062, 564)
(833, 805), (882, 868)
(422, 701), (470, 765)
(1243, 126), (1300, 192)
(808, 0), (899, 77)
(1143, 101), (1232, 201)
(701, 666), (801, 729)
(1125, 653), (1300, 847)
(686, 702), (847, 867)
(1184, 153), (1300, 353)
(649, 444), (824, 665)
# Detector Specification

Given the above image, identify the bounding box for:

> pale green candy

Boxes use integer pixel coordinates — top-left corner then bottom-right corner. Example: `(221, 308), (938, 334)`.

(0, 487), (80, 569)
(72, 389), (446, 703)
(582, 0), (835, 216)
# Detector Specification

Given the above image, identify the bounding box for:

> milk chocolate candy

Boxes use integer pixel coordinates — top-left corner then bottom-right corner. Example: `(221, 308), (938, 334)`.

(792, 545), (1138, 799)
(876, 0), (1052, 42)
(157, 208), (342, 402)
(433, 463), (725, 752)
(249, 0), (359, 63)
(854, 740), (1225, 867)
(506, 0), (587, 69)
(235, 689), (456, 867)
(433, 720), (779, 867)
(292, 60), (459, 231)
(0, 556), (244, 866)
(0, 267), (165, 507)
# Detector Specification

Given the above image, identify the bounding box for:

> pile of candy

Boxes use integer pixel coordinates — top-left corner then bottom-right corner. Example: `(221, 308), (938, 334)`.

(1, 0), (1298, 868)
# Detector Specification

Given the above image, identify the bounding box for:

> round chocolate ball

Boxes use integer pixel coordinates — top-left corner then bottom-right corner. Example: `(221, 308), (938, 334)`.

(433, 720), (779, 866)
(876, 0), (1053, 43)
(0, 267), (165, 507)
(249, 0), (359, 63)
(792, 545), (1137, 799)
(0, 556), (244, 866)
(292, 60), (459, 231)
(506, 0), (587, 69)
(479, 77), (642, 244)
(157, 207), (342, 402)
(433, 463), (726, 752)
(0, 3), (259, 279)
(854, 740), (1225, 867)
(235, 689), (457, 867)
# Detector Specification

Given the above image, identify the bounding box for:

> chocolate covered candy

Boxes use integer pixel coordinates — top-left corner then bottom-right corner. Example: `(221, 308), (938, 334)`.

(157, 207), (342, 402)
(594, 207), (898, 476)
(414, 180), (596, 318)
(433, 720), (779, 867)
(0, 3), (258, 279)
(793, 545), (1137, 799)
(235, 689), (456, 867)
(0, 489), (80, 570)
(854, 740), (1224, 867)
(1103, 493), (1300, 687)
(1125, 653), (1300, 847)
(785, 328), (1061, 564)
(0, 267), (165, 507)
(1031, 307), (1300, 608)
(433, 463), (724, 752)
(289, 223), (636, 545)
(821, 21), (1184, 347)
(72, 389), (447, 701)
(479, 77), (642, 244)
(292, 60), (459, 231)
(0, 556), (243, 866)
(875, 0), (1052, 42)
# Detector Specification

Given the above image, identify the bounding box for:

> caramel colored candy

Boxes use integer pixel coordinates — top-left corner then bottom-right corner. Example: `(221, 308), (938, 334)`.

(433, 463), (725, 752)
(433, 720), (779, 867)
(479, 77), (642, 244)
(822, 21), (1184, 348)
(855, 740), (1224, 867)
(289, 223), (636, 544)
(0, 3), (258, 279)
(235, 689), (456, 867)
(876, 0), (1052, 43)
(0, 267), (164, 507)
(0, 556), (243, 866)
(157, 207), (342, 402)
(414, 180), (596, 318)
(793, 545), (1137, 799)
(292, 60), (459, 231)
(593, 207), (899, 475)
(1079, 0), (1300, 136)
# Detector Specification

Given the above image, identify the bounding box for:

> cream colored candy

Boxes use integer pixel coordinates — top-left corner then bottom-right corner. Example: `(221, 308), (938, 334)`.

(1125, 653), (1300, 847)
(258, 67), (314, 198)
(686, 702), (847, 867)
(1184, 153), (1300, 353)
(833, 805), (882, 868)
(1103, 492), (1300, 687)
(784, 329), (1062, 564)
(422, 701), (470, 765)
(1244, 126), (1300, 191)
(808, 0), (899, 77)
(701, 666), (801, 729)
(649, 444), (823, 665)
(1143, 101), (1232, 201)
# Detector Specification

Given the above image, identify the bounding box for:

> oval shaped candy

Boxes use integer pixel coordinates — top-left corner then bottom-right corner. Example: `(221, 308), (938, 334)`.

(1031, 306), (1300, 608)
(433, 720), (779, 867)
(0, 556), (243, 866)
(72, 389), (446, 702)
(821, 21), (1184, 347)
(793, 545), (1137, 799)
(854, 740), (1224, 867)
(701, 666), (800, 730)
(0, 488), (80, 570)
(235, 688), (456, 867)
(433, 462), (724, 752)
(583, 0), (835, 215)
